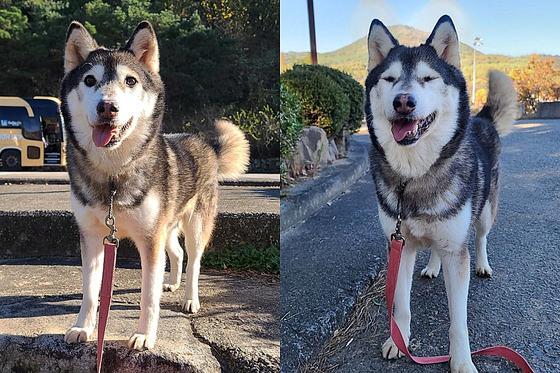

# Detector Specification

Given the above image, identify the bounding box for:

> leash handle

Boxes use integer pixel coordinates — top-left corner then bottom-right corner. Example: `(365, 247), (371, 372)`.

(386, 238), (535, 372)
(97, 242), (118, 373)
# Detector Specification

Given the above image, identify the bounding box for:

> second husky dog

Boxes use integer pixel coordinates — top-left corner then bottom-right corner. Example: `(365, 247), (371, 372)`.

(62, 21), (250, 350)
(365, 16), (518, 372)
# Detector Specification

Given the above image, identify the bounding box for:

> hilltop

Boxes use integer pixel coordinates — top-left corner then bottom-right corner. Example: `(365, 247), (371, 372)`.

(281, 25), (560, 100)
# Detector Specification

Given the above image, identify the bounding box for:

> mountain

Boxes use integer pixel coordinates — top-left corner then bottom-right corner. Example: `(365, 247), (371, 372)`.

(281, 25), (560, 101)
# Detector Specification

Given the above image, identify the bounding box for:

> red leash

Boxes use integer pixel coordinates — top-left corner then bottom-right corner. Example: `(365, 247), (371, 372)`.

(387, 237), (535, 372)
(97, 186), (119, 373)
(97, 241), (118, 373)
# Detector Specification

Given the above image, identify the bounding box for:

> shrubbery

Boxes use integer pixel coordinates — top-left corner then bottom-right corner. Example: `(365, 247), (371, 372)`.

(281, 64), (364, 139)
(280, 83), (304, 182)
(281, 65), (349, 138)
(229, 106), (279, 159)
(310, 65), (364, 134)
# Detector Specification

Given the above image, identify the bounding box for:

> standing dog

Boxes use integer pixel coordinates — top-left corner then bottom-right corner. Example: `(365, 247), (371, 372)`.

(61, 21), (249, 350)
(365, 15), (518, 372)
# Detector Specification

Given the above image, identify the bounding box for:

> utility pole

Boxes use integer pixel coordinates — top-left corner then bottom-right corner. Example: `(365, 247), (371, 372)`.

(472, 37), (483, 105)
(307, 0), (318, 65)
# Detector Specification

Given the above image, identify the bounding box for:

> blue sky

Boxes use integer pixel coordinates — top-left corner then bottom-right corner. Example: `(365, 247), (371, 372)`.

(281, 0), (560, 56)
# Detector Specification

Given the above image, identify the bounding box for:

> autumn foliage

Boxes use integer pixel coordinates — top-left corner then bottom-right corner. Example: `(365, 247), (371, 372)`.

(509, 55), (560, 113)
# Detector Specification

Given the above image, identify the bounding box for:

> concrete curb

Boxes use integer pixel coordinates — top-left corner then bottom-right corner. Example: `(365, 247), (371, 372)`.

(0, 211), (279, 259)
(280, 137), (370, 232)
(0, 332), (221, 373)
(0, 173), (280, 187)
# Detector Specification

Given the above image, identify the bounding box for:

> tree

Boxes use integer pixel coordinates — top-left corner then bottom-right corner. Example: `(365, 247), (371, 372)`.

(0, 5), (28, 39)
(474, 88), (487, 108)
(0, 0), (280, 162)
(510, 54), (560, 113)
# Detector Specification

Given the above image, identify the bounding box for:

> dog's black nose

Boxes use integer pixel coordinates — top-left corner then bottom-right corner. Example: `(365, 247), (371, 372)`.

(96, 101), (119, 119)
(393, 94), (416, 114)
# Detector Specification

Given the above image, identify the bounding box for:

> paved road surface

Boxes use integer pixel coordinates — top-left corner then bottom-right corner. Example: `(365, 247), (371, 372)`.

(281, 120), (560, 373)
(0, 184), (280, 214)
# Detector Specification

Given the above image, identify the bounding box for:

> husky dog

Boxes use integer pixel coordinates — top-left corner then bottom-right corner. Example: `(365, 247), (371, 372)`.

(365, 15), (518, 373)
(61, 21), (250, 350)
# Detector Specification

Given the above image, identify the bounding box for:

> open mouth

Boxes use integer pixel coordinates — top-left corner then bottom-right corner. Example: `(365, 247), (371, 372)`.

(92, 118), (133, 148)
(390, 112), (436, 146)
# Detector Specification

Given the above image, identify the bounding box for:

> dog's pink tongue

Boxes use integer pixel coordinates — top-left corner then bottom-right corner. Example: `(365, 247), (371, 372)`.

(391, 119), (418, 142)
(92, 125), (118, 147)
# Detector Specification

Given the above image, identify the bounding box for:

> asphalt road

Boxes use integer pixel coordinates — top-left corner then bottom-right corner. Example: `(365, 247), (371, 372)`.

(281, 120), (560, 373)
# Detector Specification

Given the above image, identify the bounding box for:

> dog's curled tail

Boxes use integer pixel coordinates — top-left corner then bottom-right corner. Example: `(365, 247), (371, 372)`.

(213, 120), (250, 180)
(477, 70), (519, 136)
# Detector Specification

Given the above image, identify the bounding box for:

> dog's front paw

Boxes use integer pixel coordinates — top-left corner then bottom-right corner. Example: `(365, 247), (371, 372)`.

(163, 280), (180, 292)
(381, 336), (405, 359)
(182, 297), (200, 313)
(421, 265), (440, 278)
(65, 326), (93, 343)
(450, 358), (478, 373)
(128, 333), (155, 350)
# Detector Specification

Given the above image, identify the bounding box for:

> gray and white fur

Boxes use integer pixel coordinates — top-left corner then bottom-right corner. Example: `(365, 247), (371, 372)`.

(61, 21), (250, 350)
(365, 15), (518, 373)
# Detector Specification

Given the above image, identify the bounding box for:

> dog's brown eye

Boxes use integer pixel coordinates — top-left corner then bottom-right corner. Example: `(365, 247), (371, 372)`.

(125, 77), (137, 87)
(383, 77), (396, 83)
(84, 75), (96, 87)
(423, 76), (437, 83)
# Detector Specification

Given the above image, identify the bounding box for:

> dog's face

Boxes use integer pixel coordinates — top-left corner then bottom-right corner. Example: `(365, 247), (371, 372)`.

(366, 16), (466, 149)
(61, 22), (163, 155)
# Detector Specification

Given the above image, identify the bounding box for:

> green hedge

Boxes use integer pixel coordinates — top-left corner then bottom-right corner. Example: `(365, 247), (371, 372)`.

(280, 83), (305, 182)
(281, 64), (363, 138)
(310, 65), (364, 133)
(281, 65), (349, 138)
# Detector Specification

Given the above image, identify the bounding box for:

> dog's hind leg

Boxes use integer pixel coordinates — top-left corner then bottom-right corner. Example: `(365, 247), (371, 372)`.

(182, 197), (217, 313)
(65, 232), (104, 344)
(382, 243), (416, 359)
(421, 248), (441, 278)
(474, 202), (493, 277)
(163, 228), (183, 292)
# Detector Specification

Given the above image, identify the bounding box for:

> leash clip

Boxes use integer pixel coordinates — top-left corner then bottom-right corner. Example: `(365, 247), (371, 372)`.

(392, 181), (408, 246)
(391, 212), (405, 246)
(103, 187), (119, 248)
(103, 234), (120, 248)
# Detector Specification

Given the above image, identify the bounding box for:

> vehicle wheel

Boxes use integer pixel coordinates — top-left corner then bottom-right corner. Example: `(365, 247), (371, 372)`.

(1, 150), (22, 171)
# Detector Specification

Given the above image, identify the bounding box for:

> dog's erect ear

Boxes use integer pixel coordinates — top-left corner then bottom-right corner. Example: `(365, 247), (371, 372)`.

(124, 21), (159, 73)
(425, 15), (461, 68)
(367, 19), (399, 72)
(64, 22), (99, 74)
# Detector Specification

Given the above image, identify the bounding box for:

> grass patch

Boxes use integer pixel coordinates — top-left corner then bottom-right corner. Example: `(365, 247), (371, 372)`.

(201, 245), (279, 275)
(300, 270), (386, 373)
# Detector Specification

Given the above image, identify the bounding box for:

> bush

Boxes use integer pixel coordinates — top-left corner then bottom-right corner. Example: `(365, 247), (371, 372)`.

(280, 83), (305, 182)
(310, 65), (364, 133)
(183, 104), (279, 162)
(281, 64), (364, 138)
(229, 106), (280, 160)
(281, 64), (350, 139)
